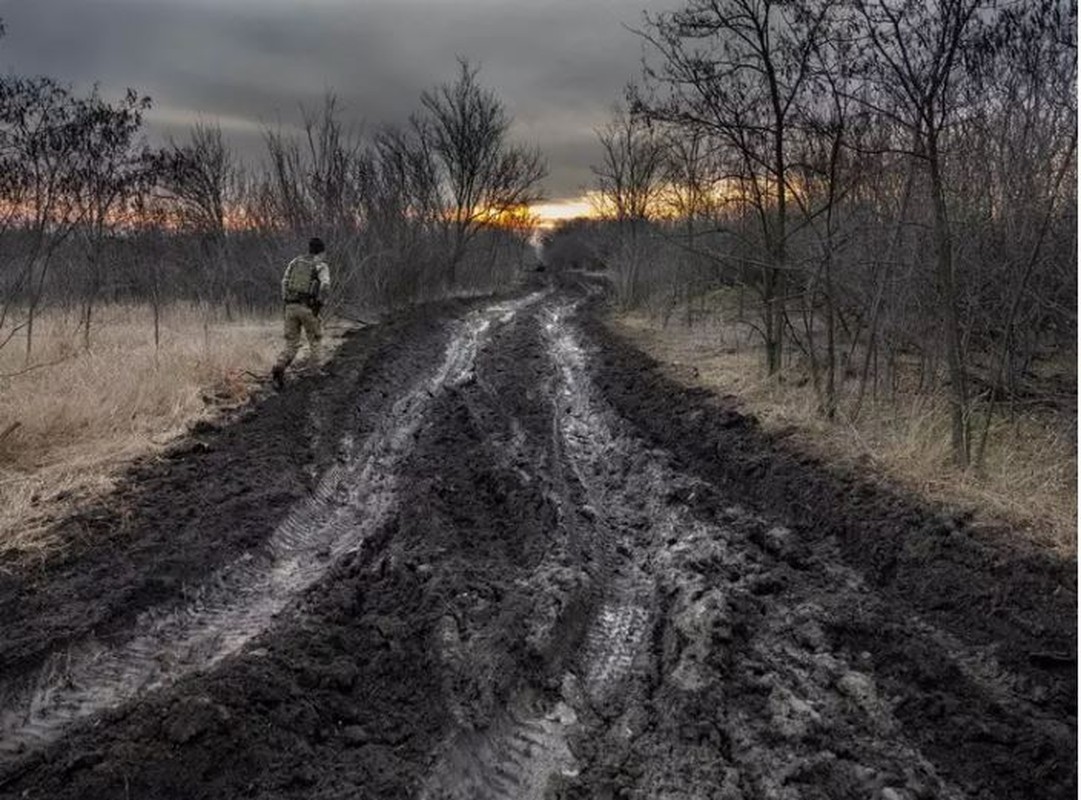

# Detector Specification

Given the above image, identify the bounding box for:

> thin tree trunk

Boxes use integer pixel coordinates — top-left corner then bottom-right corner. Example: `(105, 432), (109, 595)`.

(824, 257), (837, 419)
(82, 298), (94, 351)
(928, 133), (969, 467)
(24, 306), (34, 367)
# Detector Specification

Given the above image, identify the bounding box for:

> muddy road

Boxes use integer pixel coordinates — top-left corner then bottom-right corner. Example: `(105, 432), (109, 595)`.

(0, 277), (1075, 799)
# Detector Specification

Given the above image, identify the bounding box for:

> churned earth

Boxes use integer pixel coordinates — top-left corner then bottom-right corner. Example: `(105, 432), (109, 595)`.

(0, 275), (1075, 800)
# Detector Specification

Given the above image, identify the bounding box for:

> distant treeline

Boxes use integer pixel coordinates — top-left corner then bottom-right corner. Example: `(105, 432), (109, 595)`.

(548, 0), (1076, 468)
(0, 49), (545, 354)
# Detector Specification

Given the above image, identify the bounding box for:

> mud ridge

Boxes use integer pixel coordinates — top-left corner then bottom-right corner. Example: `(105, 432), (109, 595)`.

(577, 298), (1077, 799)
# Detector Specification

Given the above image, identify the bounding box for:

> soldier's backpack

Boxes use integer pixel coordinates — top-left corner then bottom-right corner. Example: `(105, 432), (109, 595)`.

(283, 256), (320, 304)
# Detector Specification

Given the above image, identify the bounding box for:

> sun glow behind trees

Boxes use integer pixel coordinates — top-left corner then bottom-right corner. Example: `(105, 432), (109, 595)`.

(530, 198), (599, 228)
(0, 49), (551, 365)
(579, 0), (1076, 472)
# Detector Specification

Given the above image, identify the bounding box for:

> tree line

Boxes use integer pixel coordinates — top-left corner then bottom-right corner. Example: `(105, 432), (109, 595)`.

(0, 42), (545, 363)
(562, 0), (1076, 468)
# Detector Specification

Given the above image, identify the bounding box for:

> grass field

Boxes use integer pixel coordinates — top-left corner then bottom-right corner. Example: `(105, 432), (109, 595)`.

(612, 309), (1077, 555)
(0, 304), (342, 561)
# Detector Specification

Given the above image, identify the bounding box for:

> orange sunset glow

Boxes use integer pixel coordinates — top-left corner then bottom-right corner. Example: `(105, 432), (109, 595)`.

(530, 197), (598, 228)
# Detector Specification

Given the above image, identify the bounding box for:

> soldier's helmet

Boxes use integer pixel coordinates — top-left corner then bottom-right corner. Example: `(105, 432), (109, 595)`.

(308, 237), (325, 255)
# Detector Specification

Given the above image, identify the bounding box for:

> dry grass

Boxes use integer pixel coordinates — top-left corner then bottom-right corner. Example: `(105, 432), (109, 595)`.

(613, 308), (1077, 556)
(0, 304), (345, 561)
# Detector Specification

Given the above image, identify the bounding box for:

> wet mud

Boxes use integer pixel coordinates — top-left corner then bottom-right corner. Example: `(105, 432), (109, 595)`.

(0, 277), (1074, 799)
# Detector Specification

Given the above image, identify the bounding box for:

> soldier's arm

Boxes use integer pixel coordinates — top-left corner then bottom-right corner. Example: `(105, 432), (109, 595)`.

(317, 261), (331, 294)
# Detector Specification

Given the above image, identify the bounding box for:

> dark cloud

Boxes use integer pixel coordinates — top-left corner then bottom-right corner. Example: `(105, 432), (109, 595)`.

(0, 0), (677, 200)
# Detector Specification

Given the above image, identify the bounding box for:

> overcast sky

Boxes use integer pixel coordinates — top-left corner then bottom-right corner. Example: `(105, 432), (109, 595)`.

(0, 0), (679, 209)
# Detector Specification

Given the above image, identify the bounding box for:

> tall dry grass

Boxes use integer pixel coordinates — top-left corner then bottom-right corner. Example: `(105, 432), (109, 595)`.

(613, 309), (1077, 555)
(0, 304), (298, 560)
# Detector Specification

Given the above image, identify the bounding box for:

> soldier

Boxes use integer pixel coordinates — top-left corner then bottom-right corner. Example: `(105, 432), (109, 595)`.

(272, 237), (331, 389)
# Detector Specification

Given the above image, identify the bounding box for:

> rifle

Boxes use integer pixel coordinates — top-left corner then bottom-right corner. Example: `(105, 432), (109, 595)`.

(308, 271), (323, 317)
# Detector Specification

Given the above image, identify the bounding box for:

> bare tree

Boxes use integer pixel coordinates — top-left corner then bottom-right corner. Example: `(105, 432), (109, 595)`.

(151, 122), (240, 315)
(633, 0), (830, 374)
(360, 123), (444, 304)
(0, 76), (94, 362)
(591, 104), (666, 306)
(69, 87), (151, 348)
(418, 59), (546, 288)
(784, 13), (872, 420)
(853, 0), (989, 466)
(592, 105), (666, 226)
(261, 94), (366, 237)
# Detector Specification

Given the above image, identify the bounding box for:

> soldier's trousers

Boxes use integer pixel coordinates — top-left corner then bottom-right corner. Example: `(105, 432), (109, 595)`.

(275, 302), (322, 370)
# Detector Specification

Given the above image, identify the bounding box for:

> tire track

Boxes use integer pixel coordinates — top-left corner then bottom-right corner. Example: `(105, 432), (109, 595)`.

(580, 595), (652, 703)
(0, 292), (547, 763)
(544, 300), (671, 709)
(413, 300), (587, 800)
(418, 697), (578, 800)
(541, 299), (968, 798)
(419, 300), (660, 799)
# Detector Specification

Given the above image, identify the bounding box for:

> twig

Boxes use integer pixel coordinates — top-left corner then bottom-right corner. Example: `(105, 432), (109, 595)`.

(335, 313), (379, 326)
(0, 356), (73, 380)
(0, 320), (30, 352)
(0, 421), (20, 444)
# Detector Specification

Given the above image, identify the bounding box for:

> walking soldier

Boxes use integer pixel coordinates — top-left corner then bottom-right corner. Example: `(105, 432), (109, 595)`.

(272, 237), (331, 389)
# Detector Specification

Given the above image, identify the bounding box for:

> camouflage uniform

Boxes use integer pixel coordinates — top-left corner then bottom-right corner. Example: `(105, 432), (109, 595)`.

(273, 250), (331, 377)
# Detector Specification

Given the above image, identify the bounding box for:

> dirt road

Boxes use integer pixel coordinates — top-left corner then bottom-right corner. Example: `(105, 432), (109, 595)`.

(0, 276), (1075, 799)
